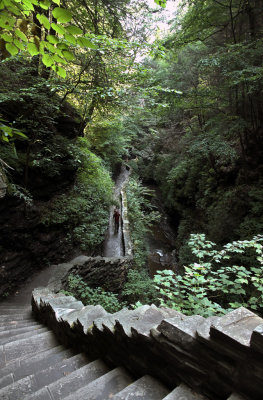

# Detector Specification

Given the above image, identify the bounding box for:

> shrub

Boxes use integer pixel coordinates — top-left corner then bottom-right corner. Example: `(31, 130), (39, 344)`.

(42, 138), (114, 251)
(154, 233), (263, 317)
(126, 177), (160, 268)
(122, 269), (159, 306)
(61, 274), (126, 313)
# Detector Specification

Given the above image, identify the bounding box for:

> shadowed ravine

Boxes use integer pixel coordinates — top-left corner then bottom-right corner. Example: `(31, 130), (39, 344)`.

(103, 165), (131, 257)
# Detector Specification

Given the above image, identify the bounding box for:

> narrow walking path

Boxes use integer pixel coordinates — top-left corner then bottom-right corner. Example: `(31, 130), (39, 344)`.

(103, 165), (130, 257)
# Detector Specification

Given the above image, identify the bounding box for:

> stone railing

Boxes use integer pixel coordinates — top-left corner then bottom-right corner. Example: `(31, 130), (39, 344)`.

(32, 288), (263, 400)
(47, 255), (133, 294)
(121, 185), (132, 257)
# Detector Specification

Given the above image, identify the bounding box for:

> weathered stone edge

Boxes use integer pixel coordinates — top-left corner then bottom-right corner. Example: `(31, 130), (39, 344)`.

(121, 184), (132, 257)
(32, 288), (263, 400)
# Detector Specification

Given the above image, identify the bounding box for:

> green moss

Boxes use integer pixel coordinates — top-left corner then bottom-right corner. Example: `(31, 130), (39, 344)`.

(42, 138), (114, 251)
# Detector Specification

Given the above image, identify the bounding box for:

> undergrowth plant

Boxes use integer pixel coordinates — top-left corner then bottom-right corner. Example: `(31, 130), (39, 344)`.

(154, 233), (263, 317)
(42, 138), (113, 251)
(61, 274), (126, 313)
(122, 269), (159, 306)
(126, 177), (160, 268)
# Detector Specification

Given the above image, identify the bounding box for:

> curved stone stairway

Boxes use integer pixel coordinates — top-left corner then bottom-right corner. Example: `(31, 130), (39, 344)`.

(0, 301), (208, 400)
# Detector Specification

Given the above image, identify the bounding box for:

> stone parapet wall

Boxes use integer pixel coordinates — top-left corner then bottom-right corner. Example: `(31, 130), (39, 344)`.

(32, 288), (263, 400)
(121, 186), (132, 257)
(48, 255), (132, 294)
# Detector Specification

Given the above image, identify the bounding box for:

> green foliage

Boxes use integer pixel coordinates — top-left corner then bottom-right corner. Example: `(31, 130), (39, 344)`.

(154, 0), (166, 8)
(122, 269), (159, 306)
(0, 117), (27, 143)
(89, 116), (133, 170)
(154, 234), (263, 317)
(0, 0), (97, 77)
(42, 138), (113, 251)
(61, 273), (126, 313)
(126, 177), (160, 268)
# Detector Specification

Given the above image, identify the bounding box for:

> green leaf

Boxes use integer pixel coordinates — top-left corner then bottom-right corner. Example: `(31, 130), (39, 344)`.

(77, 37), (97, 49)
(52, 7), (72, 23)
(46, 35), (59, 44)
(154, 0), (166, 7)
(57, 66), (66, 78)
(22, 0), (34, 11)
(42, 53), (54, 67)
(15, 28), (27, 42)
(62, 50), (74, 61)
(27, 42), (39, 56)
(13, 38), (25, 50)
(39, 0), (51, 10)
(65, 25), (82, 35)
(1, 32), (13, 42)
(51, 22), (65, 35)
(52, 0), (60, 4)
(53, 54), (66, 64)
(6, 42), (18, 56)
(64, 34), (76, 45)
(45, 42), (56, 53)
(36, 13), (51, 30)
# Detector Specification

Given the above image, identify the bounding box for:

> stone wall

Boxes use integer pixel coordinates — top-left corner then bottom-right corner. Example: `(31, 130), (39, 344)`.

(32, 288), (263, 400)
(121, 186), (132, 257)
(47, 255), (133, 294)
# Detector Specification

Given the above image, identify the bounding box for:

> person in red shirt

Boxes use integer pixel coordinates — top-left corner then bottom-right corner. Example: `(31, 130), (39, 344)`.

(113, 208), (120, 233)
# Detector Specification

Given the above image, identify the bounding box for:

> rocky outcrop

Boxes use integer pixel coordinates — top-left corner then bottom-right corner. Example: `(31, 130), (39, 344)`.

(32, 288), (263, 400)
(47, 255), (132, 294)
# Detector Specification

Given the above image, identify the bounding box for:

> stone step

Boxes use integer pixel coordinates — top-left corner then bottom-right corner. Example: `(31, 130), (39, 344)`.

(62, 366), (134, 400)
(0, 312), (33, 322)
(0, 324), (45, 341)
(0, 345), (73, 379)
(24, 359), (111, 400)
(112, 375), (169, 399)
(0, 305), (31, 311)
(162, 384), (208, 399)
(0, 353), (91, 399)
(227, 394), (247, 400)
(0, 326), (49, 345)
(0, 321), (39, 332)
(0, 319), (35, 328)
(2, 330), (59, 364)
(0, 308), (30, 314)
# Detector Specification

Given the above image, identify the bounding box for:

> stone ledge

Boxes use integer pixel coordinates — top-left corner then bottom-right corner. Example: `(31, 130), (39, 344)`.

(121, 187), (132, 257)
(47, 255), (132, 294)
(32, 288), (263, 400)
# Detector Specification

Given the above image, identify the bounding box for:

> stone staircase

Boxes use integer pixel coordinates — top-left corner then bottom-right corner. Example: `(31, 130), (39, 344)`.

(1, 287), (262, 399)
(0, 302), (208, 400)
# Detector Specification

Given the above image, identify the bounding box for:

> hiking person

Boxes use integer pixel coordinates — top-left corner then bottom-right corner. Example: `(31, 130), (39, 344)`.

(113, 208), (120, 233)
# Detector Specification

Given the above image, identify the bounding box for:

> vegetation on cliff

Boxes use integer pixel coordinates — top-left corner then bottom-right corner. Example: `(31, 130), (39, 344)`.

(1, 0), (263, 316)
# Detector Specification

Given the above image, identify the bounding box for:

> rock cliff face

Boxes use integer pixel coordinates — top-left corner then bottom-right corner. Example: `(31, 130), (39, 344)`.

(0, 61), (84, 297)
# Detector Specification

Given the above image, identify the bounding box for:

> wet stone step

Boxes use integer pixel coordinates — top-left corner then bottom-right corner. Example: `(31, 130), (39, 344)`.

(0, 319), (36, 328)
(0, 321), (39, 332)
(0, 324), (46, 341)
(3, 330), (59, 363)
(0, 327), (49, 345)
(24, 359), (111, 400)
(162, 383), (209, 399)
(0, 345), (73, 380)
(111, 375), (169, 399)
(62, 366), (134, 400)
(0, 373), (14, 390)
(227, 394), (247, 400)
(0, 313), (33, 322)
(0, 353), (91, 399)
